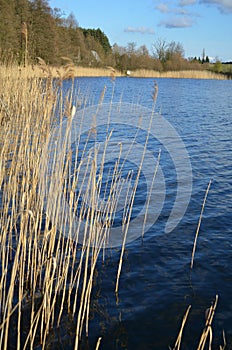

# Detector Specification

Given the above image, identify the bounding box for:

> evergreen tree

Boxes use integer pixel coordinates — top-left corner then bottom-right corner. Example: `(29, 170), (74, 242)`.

(14, 0), (31, 64)
(0, 0), (19, 62)
(81, 28), (111, 54)
(202, 48), (205, 63)
(0, 0), (111, 65)
(30, 0), (57, 63)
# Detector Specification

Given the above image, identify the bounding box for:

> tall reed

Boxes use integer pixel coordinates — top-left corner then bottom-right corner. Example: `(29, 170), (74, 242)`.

(0, 64), (150, 349)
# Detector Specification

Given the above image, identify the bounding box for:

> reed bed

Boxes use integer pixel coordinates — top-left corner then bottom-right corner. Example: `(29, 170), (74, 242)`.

(0, 66), (65, 349)
(0, 64), (228, 80)
(0, 64), (150, 349)
(130, 69), (227, 80)
(0, 64), (123, 80)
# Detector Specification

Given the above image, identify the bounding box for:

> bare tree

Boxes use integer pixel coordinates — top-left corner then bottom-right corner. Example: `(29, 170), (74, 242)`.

(127, 42), (137, 55)
(166, 41), (184, 60)
(152, 38), (185, 69)
(152, 38), (168, 62)
(137, 45), (149, 56)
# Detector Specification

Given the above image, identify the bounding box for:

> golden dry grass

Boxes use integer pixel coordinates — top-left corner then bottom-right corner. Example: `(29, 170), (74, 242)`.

(130, 69), (227, 79)
(0, 64), (143, 349)
(0, 64), (227, 80)
(0, 64), (123, 80)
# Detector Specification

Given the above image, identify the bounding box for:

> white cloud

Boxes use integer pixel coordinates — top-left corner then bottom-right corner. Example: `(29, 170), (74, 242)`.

(200, 0), (232, 13)
(124, 26), (155, 35)
(155, 1), (199, 16)
(174, 8), (190, 14)
(179, 0), (197, 6)
(159, 16), (194, 28)
(155, 3), (170, 13)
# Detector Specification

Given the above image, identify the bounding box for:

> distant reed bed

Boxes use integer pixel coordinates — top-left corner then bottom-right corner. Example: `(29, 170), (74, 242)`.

(0, 64), (227, 80)
(0, 64), (122, 80)
(130, 69), (227, 79)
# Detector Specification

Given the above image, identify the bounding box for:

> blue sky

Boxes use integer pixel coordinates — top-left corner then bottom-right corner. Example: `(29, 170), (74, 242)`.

(49, 0), (232, 61)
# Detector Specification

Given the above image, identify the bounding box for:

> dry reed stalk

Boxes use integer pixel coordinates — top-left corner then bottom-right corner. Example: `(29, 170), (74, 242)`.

(60, 56), (76, 81)
(108, 66), (116, 82)
(115, 108), (154, 294)
(1, 229), (23, 349)
(197, 295), (218, 350)
(152, 80), (158, 103)
(95, 336), (102, 350)
(21, 22), (28, 67)
(99, 85), (106, 105)
(170, 305), (191, 350)
(72, 132), (126, 346)
(66, 152), (96, 318)
(142, 149), (161, 238)
(22, 302), (44, 350)
(191, 180), (212, 269)
(220, 330), (226, 350)
(170, 296), (223, 350)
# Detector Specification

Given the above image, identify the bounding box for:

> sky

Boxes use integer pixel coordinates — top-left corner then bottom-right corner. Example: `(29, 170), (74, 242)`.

(49, 0), (232, 62)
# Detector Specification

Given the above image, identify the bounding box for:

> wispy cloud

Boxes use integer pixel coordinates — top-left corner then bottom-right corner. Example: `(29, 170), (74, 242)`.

(174, 7), (191, 14)
(155, 0), (232, 13)
(200, 0), (232, 13)
(155, 3), (169, 13)
(124, 26), (155, 34)
(155, 1), (199, 17)
(179, 0), (197, 6)
(154, 0), (231, 31)
(156, 2), (191, 14)
(159, 16), (194, 28)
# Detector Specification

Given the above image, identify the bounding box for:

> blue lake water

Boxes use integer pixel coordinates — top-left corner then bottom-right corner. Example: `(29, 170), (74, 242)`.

(62, 77), (232, 350)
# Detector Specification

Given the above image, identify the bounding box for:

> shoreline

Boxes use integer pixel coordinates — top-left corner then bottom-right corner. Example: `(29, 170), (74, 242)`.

(129, 68), (228, 80)
(0, 64), (228, 80)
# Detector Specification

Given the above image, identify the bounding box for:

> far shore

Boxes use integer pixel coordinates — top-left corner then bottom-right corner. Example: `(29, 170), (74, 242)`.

(0, 64), (228, 80)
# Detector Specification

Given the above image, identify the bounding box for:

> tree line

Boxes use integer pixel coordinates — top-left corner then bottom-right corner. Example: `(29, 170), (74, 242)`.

(0, 0), (213, 72)
(0, 0), (112, 66)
